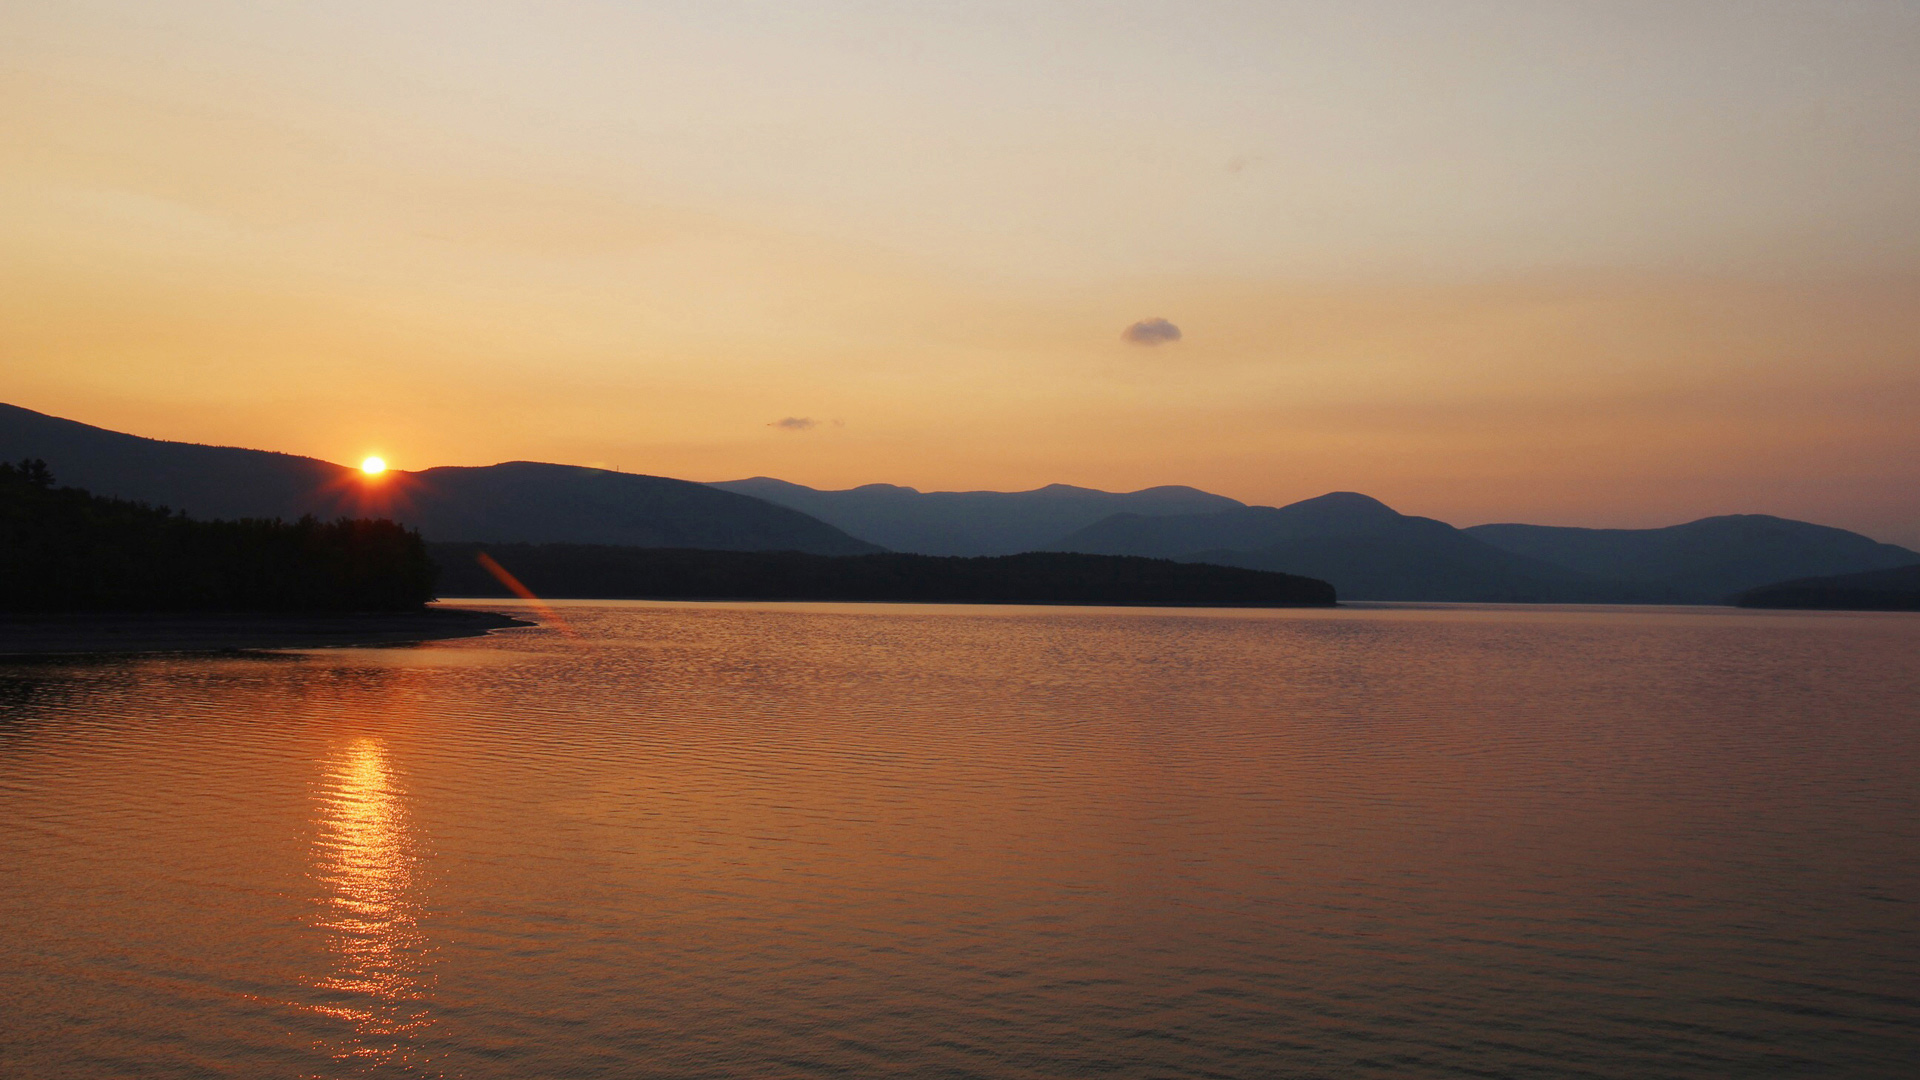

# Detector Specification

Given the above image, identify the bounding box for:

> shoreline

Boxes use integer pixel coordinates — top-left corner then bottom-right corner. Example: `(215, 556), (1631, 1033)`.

(0, 606), (533, 658)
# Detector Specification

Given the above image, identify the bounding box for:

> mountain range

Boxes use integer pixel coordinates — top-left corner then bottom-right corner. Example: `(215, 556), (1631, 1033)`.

(718, 478), (1918, 602)
(1048, 492), (1641, 602)
(6, 401), (1914, 604)
(710, 476), (1243, 556)
(1054, 494), (1920, 602)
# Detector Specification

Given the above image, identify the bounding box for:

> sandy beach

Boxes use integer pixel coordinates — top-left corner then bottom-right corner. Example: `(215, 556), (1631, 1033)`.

(0, 606), (532, 658)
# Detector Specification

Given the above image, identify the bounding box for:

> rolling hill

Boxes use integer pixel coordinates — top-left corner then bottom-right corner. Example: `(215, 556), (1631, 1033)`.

(0, 403), (879, 555)
(1049, 492), (1649, 602)
(11, 402), (1911, 603)
(1052, 492), (1918, 603)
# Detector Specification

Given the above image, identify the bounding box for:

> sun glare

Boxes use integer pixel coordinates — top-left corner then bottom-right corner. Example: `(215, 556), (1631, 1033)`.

(361, 456), (387, 476)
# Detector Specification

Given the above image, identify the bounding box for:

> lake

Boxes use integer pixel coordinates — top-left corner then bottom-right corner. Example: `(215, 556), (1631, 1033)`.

(2, 601), (1916, 1078)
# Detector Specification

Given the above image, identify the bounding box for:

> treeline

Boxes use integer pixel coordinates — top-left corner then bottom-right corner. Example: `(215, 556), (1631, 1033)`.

(431, 541), (1337, 607)
(1, 460), (435, 611)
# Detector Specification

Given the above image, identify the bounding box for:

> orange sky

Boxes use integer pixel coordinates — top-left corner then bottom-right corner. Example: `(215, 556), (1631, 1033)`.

(3, 3), (1917, 544)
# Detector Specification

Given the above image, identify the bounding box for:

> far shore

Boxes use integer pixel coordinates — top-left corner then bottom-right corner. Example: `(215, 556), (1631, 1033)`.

(0, 606), (533, 658)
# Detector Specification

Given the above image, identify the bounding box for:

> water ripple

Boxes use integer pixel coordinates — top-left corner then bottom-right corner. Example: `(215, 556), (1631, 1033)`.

(1, 601), (1916, 1077)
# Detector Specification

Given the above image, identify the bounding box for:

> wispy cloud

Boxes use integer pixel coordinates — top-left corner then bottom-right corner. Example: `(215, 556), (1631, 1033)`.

(770, 416), (818, 431)
(1122, 317), (1182, 345)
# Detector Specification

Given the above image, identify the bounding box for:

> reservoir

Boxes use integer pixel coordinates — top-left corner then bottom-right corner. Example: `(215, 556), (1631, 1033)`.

(2, 601), (1916, 1077)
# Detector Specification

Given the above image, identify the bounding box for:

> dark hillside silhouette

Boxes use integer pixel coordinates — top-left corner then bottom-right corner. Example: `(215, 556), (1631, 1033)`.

(403, 463), (880, 553)
(13, 401), (1911, 604)
(431, 542), (1336, 607)
(0, 402), (355, 522)
(0, 403), (878, 555)
(0, 460), (434, 611)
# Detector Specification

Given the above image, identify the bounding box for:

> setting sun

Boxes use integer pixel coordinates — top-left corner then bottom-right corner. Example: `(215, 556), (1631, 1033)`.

(360, 456), (387, 476)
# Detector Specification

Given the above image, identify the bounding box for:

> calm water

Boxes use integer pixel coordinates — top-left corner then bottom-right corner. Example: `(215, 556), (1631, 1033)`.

(2, 601), (1917, 1079)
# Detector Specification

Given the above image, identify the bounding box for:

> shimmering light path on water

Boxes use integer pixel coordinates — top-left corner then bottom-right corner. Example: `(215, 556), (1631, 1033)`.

(1, 601), (1916, 1078)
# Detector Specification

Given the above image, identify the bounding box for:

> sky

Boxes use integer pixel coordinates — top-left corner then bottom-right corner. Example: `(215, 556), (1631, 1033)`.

(3, 1), (1917, 543)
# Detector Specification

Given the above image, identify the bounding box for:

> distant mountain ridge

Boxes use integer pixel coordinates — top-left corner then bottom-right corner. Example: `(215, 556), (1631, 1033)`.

(8, 402), (1912, 603)
(1050, 492), (1650, 602)
(731, 477), (1917, 603)
(1050, 491), (1417, 558)
(711, 476), (1243, 556)
(0, 403), (878, 555)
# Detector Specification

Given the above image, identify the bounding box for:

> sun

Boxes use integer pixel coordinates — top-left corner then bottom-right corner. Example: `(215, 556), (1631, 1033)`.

(360, 456), (387, 476)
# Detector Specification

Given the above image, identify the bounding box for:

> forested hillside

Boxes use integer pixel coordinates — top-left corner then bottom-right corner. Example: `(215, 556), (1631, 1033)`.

(431, 542), (1336, 607)
(0, 460), (435, 611)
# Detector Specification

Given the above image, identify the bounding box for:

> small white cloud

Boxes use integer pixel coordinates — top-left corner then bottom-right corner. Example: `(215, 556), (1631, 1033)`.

(770, 416), (818, 431)
(1122, 317), (1182, 346)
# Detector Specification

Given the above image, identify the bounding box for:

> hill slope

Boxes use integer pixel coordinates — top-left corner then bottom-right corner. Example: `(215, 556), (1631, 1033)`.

(1051, 492), (1653, 602)
(0, 403), (879, 555)
(396, 463), (879, 552)
(0, 402), (356, 522)
(1466, 517), (1919, 602)
(1735, 563), (1920, 611)
(710, 477), (1243, 556)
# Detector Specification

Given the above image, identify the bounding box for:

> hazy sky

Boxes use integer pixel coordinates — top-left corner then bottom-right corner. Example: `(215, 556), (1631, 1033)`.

(4, 1), (1917, 542)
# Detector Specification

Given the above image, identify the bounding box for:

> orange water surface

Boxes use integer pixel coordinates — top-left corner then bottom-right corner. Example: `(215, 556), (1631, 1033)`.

(2, 601), (1916, 1077)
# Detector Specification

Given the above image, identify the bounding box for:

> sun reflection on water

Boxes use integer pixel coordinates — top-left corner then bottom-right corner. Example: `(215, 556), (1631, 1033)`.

(308, 736), (436, 1071)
